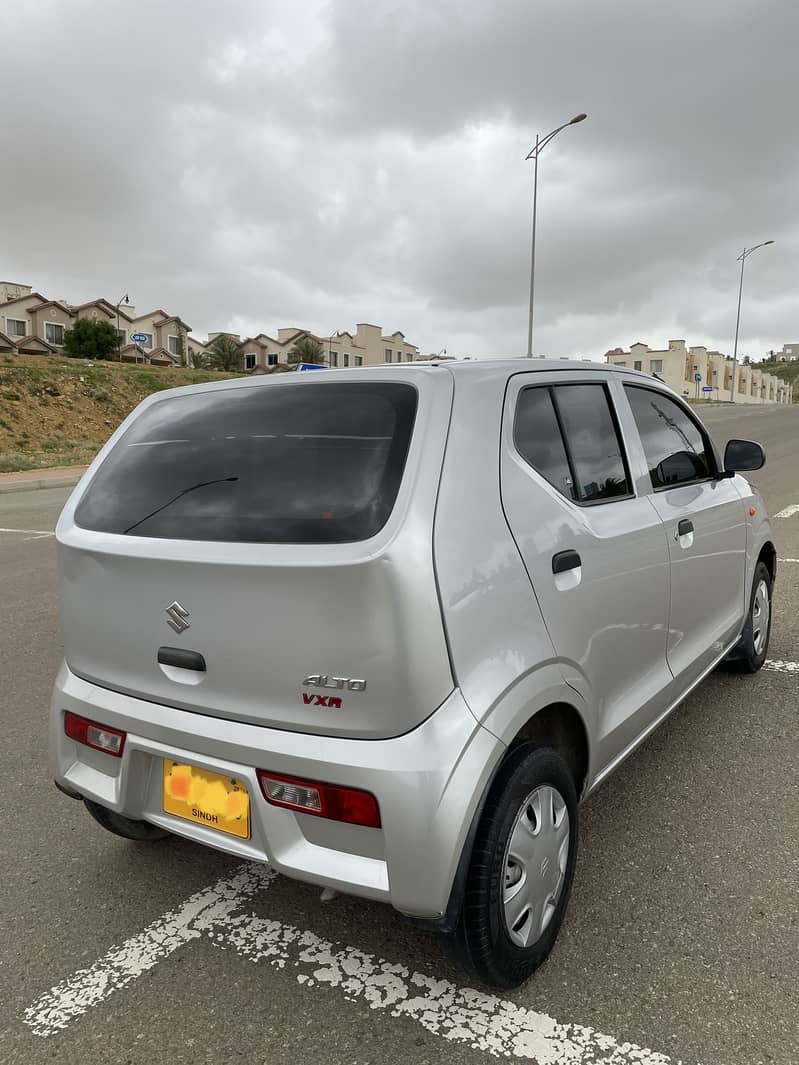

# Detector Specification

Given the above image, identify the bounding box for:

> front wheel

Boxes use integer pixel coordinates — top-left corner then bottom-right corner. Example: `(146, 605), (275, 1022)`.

(724, 560), (772, 673)
(449, 745), (578, 988)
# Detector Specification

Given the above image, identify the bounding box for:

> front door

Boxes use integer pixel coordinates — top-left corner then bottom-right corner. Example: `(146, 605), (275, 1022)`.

(500, 375), (673, 775)
(622, 384), (748, 689)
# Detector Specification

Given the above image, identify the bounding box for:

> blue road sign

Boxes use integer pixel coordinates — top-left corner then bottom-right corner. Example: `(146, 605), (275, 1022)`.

(297, 363), (328, 372)
(131, 332), (148, 343)
(702, 385), (713, 393)
(694, 372), (702, 382)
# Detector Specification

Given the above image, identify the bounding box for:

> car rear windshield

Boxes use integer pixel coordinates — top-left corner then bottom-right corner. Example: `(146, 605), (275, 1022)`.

(74, 381), (418, 543)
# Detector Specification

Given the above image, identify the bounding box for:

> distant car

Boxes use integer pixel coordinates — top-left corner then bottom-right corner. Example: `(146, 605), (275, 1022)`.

(50, 360), (774, 987)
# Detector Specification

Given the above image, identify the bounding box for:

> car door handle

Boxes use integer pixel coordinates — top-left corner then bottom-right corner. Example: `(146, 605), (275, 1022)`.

(157, 646), (206, 672)
(677, 519), (694, 537)
(552, 549), (582, 574)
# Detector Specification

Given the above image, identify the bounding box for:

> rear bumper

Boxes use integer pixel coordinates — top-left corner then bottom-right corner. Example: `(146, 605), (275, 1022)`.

(50, 661), (502, 918)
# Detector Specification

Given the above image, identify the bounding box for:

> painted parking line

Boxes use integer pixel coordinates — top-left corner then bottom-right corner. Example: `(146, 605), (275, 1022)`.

(24, 864), (272, 1037)
(214, 908), (675, 1064)
(25, 862), (679, 1063)
(0, 526), (54, 541)
(774, 503), (799, 518)
(763, 659), (799, 674)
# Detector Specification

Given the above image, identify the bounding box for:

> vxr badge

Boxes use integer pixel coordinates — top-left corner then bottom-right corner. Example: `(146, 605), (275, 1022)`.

(165, 601), (190, 634)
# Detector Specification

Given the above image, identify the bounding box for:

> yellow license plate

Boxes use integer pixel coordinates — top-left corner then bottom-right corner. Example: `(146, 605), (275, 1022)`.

(163, 759), (250, 840)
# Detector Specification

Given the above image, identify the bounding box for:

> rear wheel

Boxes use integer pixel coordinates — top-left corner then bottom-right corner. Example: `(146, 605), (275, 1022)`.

(449, 745), (578, 988)
(84, 799), (170, 841)
(724, 560), (772, 673)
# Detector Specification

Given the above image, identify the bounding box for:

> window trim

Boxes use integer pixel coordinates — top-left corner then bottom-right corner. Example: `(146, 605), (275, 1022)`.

(623, 383), (720, 491)
(244, 352), (257, 370)
(513, 382), (635, 508)
(45, 321), (66, 346)
(168, 334), (182, 357)
(5, 316), (28, 337)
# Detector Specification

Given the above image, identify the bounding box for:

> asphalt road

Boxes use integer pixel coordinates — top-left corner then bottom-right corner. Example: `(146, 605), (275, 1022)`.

(1, 404), (797, 1065)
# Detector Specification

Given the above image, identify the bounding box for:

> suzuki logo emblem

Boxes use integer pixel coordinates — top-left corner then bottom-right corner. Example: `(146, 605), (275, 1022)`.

(165, 601), (190, 634)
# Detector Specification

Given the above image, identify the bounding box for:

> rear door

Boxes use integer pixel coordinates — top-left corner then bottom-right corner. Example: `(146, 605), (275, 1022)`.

(56, 374), (454, 739)
(622, 384), (747, 688)
(501, 374), (672, 772)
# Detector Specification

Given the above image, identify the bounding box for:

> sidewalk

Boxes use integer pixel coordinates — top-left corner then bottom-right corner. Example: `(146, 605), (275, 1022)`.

(0, 465), (88, 495)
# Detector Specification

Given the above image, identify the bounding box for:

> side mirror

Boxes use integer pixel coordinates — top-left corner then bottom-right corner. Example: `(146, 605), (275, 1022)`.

(723, 438), (765, 473)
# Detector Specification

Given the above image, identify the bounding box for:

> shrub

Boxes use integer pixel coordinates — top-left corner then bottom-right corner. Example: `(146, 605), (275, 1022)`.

(42, 436), (61, 451)
(91, 388), (110, 402)
(0, 452), (36, 472)
(2, 391), (20, 401)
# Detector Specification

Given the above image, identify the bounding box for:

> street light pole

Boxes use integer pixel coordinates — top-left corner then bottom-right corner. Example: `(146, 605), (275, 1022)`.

(525, 113), (586, 357)
(729, 241), (773, 402)
(116, 293), (130, 361)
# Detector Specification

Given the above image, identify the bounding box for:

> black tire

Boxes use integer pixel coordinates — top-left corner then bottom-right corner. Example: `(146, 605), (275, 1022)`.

(84, 799), (171, 842)
(724, 560), (772, 674)
(449, 744), (578, 988)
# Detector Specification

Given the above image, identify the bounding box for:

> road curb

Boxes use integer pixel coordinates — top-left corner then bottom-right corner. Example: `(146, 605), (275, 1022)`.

(0, 475), (83, 496)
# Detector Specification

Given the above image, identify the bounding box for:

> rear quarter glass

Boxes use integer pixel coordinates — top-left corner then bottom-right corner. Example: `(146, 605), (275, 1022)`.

(74, 381), (418, 544)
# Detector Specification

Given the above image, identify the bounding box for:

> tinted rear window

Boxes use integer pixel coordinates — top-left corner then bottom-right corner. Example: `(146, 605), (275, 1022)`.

(75, 382), (418, 543)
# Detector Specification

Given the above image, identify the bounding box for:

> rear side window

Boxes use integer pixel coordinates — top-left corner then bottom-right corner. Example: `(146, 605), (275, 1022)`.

(75, 382), (418, 543)
(624, 385), (712, 489)
(514, 383), (631, 503)
(514, 387), (576, 500)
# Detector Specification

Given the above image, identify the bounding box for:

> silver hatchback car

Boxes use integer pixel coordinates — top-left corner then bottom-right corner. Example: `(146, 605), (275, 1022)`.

(51, 360), (774, 987)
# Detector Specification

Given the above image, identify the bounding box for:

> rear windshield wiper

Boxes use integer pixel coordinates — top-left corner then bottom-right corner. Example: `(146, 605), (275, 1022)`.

(122, 477), (239, 535)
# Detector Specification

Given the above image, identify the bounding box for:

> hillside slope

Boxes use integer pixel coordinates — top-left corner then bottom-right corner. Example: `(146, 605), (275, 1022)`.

(0, 356), (240, 472)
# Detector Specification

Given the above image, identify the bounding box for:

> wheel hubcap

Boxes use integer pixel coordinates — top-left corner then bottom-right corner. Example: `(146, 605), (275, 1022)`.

(502, 785), (570, 948)
(752, 579), (770, 655)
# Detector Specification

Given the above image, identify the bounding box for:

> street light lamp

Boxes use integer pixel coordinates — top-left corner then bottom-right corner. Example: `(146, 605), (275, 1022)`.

(116, 293), (130, 361)
(729, 241), (773, 401)
(525, 113), (587, 357)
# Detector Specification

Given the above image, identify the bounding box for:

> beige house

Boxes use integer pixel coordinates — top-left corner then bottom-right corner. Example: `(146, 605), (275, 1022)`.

(773, 343), (799, 362)
(1, 279), (420, 375)
(0, 281), (197, 366)
(202, 322), (420, 373)
(605, 339), (792, 404)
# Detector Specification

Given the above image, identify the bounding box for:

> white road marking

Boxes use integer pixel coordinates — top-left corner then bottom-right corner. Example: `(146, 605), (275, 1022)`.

(25, 862), (680, 1063)
(777, 558), (799, 563)
(0, 526), (54, 539)
(23, 864), (273, 1037)
(763, 659), (799, 674)
(214, 911), (675, 1064)
(774, 503), (799, 518)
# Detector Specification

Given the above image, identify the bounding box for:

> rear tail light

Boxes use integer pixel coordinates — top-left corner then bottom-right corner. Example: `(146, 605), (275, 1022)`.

(257, 770), (381, 829)
(64, 712), (126, 757)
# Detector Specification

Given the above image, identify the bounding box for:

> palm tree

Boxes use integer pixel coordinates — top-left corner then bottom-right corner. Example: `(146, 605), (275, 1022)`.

(208, 334), (243, 371)
(289, 336), (326, 365)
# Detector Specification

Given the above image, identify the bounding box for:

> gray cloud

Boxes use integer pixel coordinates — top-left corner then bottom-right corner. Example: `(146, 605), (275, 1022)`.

(0, 0), (796, 359)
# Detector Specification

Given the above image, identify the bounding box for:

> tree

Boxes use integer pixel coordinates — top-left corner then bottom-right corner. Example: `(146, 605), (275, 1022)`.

(208, 334), (243, 371)
(191, 350), (211, 370)
(289, 337), (326, 365)
(63, 318), (120, 360)
(174, 316), (187, 367)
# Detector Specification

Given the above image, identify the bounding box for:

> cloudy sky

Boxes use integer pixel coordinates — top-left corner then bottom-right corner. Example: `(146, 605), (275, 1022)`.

(1, 0), (796, 359)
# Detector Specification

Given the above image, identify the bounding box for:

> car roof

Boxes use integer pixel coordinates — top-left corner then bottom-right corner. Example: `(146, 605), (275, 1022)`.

(138, 358), (663, 408)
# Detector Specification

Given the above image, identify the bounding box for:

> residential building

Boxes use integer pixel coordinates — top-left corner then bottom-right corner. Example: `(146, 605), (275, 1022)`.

(0, 280), (198, 367)
(605, 340), (792, 404)
(204, 322), (419, 373)
(1, 279), (419, 374)
(772, 343), (799, 362)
